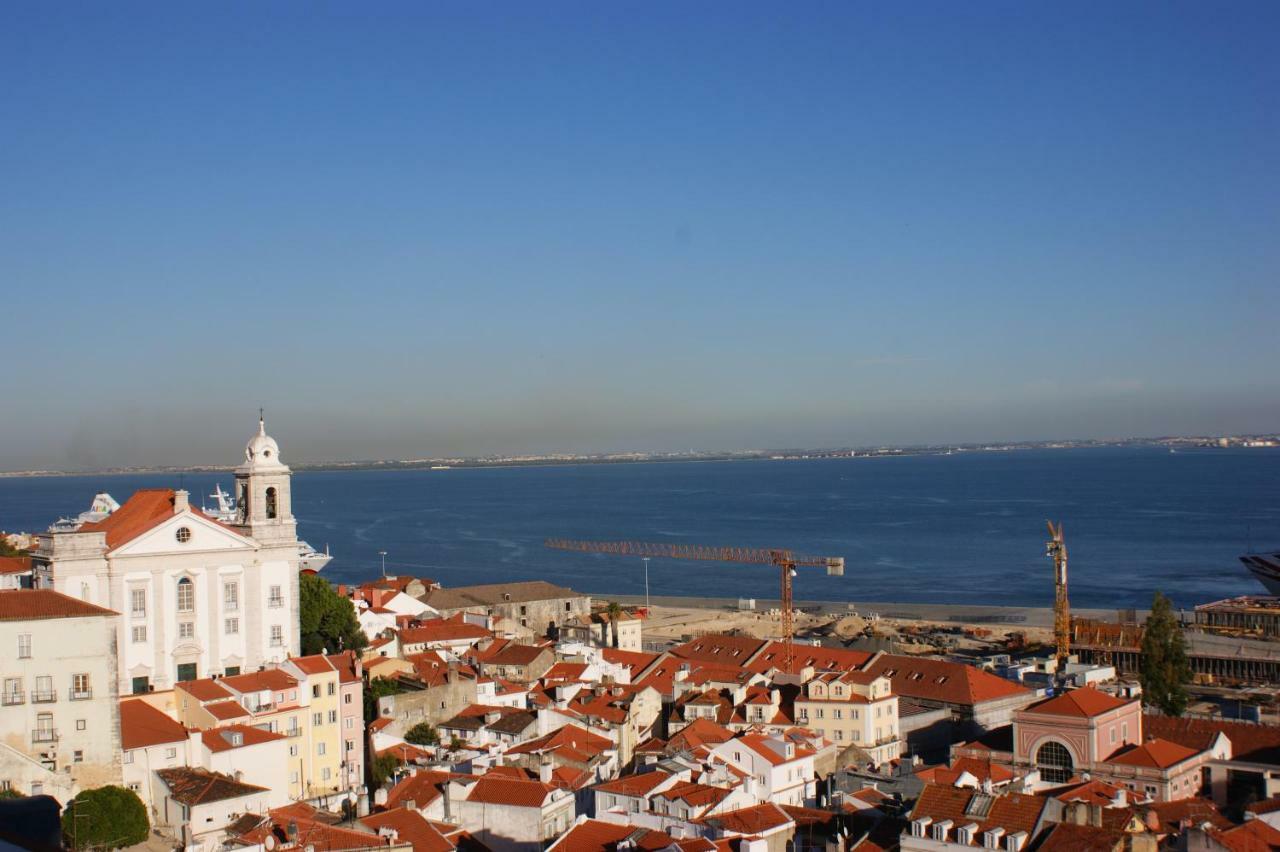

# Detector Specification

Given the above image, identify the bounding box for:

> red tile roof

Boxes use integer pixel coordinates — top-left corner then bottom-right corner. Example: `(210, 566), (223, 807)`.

(670, 635), (768, 666)
(202, 724), (286, 752)
(1105, 738), (1199, 769)
(506, 724), (615, 761)
(746, 641), (872, 675)
(550, 819), (675, 852)
(120, 699), (189, 750)
(78, 488), (239, 552)
(735, 733), (813, 766)
(866, 654), (1029, 706)
(221, 668), (298, 693)
(178, 678), (235, 702)
(1037, 822), (1128, 852)
(1143, 715), (1280, 764)
(1207, 819), (1280, 852)
(915, 757), (1015, 786)
(157, 766), (268, 805)
(386, 770), (473, 810)
(909, 784), (1048, 841)
(400, 620), (493, 645)
(700, 802), (794, 835)
(482, 643), (548, 667)
(1023, 687), (1134, 719)
(592, 771), (673, 797)
(0, 589), (118, 620)
(290, 655), (339, 675)
(600, 648), (661, 678)
(655, 781), (733, 814)
(206, 700), (252, 721)
(465, 775), (555, 807)
(360, 807), (456, 852)
(669, 718), (736, 752)
(0, 556), (31, 575)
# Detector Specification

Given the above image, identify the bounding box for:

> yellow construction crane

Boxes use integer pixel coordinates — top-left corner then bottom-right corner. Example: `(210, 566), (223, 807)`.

(544, 539), (844, 673)
(1046, 520), (1070, 678)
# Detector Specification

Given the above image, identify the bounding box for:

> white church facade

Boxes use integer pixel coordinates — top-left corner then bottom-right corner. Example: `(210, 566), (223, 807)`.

(33, 419), (303, 694)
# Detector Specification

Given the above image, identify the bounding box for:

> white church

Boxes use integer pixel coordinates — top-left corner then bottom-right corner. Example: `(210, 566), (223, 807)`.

(34, 418), (303, 694)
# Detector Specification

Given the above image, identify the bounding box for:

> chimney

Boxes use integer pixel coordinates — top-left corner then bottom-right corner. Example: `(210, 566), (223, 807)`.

(539, 755), (554, 784)
(1089, 804), (1103, 827)
(174, 490), (189, 512)
(404, 799), (416, 812)
(373, 787), (388, 808)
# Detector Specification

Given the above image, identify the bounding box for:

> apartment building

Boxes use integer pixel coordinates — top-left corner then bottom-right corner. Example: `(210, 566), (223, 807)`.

(0, 589), (122, 800)
(794, 669), (901, 765)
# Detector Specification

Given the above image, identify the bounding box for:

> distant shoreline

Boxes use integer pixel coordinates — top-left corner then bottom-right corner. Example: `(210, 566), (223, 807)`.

(2, 435), (1273, 478)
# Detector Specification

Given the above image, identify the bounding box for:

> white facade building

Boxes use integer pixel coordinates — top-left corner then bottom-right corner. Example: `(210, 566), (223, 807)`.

(35, 418), (303, 694)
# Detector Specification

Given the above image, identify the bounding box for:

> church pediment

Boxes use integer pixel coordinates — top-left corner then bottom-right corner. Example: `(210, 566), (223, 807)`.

(112, 510), (255, 557)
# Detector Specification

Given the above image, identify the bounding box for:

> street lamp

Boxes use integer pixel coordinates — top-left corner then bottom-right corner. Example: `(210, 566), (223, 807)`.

(378, 550), (387, 578)
(642, 557), (650, 611)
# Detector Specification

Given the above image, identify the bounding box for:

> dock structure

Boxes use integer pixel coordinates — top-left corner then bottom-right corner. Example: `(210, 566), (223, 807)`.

(1072, 615), (1280, 685)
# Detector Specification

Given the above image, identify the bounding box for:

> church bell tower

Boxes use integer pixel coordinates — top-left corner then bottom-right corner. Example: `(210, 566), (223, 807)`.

(232, 414), (297, 547)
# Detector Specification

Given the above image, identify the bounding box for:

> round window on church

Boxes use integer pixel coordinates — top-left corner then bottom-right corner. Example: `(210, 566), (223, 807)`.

(176, 526), (192, 544)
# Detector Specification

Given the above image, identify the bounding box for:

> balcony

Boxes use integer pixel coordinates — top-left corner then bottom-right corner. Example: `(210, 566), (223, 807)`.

(285, 728), (303, 738)
(32, 690), (56, 704)
(1, 692), (24, 706)
(69, 688), (93, 701)
(32, 729), (58, 744)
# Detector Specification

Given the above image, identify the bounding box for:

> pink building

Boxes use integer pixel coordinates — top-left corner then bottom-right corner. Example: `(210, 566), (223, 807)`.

(955, 687), (1227, 803)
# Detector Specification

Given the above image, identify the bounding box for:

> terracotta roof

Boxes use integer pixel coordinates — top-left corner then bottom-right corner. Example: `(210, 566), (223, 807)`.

(1105, 738), (1199, 769)
(1143, 715), (1280, 764)
(1046, 778), (1126, 806)
(655, 781), (733, 812)
(422, 581), (583, 610)
(120, 699), (189, 750)
(735, 733), (813, 766)
(909, 784), (1048, 841)
(386, 770), (472, 810)
(264, 802), (398, 851)
(360, 807), (456, 852)
(290, 655), (339, 675)
(1247, 795), (1280, 817)
(483, 644), (548, 667)
(700, 802), (793, 835)
(915, 757), (1014, 786)
(77, 488), (239, 552)
(669, 718), (736, 752)
(0, 555), (31, 574)
(0, 589), (118, 620)
(328, 651), (362, 684)
(465, 775), (556, 807)
(670, 635), (769, 667)
(206, 700), (252, 721)
(400, 620), (493, 645)
(544, 662), (589, 682)
(506, 724), (614, 761)
(1207, 819), (1280, 852)
(865, 654), (1029, 706)
(550, 819), (675, 852)
(746, 641), (873, 674)
(1146, 797), (1231, 833)
(220, 668), (298, 693)
(1023, 687), (1134, 719)
(201, 724), (285, 752)
(1037, 822), (1128, 852)
(157, 766), (268, 805)
(179, 678), (235, 702)
(592, 771), (673, 797)
(600, 648), (660, 678)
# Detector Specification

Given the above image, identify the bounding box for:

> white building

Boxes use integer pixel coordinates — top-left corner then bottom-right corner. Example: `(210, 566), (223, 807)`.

(0, 589), (123, 800)
(34, 418), (303, 694)
(710, 731), (817, 807)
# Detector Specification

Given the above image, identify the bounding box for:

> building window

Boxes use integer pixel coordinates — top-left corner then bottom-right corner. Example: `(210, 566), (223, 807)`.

(271, 626), (284, 647)
(313, 712), (322, 725)
(225, 618), (239, 635)
(123, 752), (134, 765)
(1037, 741), (1074, 784)
(178, 622), (195, 640)
(18, 634), (31, 659)
(224, 581), (239, 612)
(177, 578), (194, 613)
(269, 586), (283, 608)
(76, 719), (86, 731)
(132, 676), (150, 695)
(290, 745), (298, 757)
(71, 674), (91, 700)
(318, 742), (326, 756)
(2, 678), (21, 705)
(176, 663), (197, 683)
(266, 487), (278, 519)
(327, 682), (335, 696)
(322, 767), (331, 780)
(344, 693), (352, 704)
(131, 589), (146, 617)
(73, 750), (83, 763)
(175, 526), (192, 544)
(565, 602), (572, 612)
(328, 710), (337, 723)
(33, 676), (53, 703)
(132, 626), (147, 643)
(166, 748), (177, 759)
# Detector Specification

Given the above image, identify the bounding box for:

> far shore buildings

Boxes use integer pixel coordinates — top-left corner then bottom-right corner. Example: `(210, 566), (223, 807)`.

(31, 417), (303, 693)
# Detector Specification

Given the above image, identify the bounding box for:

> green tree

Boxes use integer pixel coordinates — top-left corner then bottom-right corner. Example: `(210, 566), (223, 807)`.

(405, 722), (439, 746)
(1140, 591), (1192, 717)
(299, 573), (368, 656)
(0, 537), (27, 558)
(62, 785), (149, 850)
(371, 753), (401, 787)
(364, 676), (403, 725)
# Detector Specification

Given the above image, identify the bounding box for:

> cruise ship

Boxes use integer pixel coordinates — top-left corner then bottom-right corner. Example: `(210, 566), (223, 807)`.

(205, 485), (332, 572)
(1241, 551), (1280, 596)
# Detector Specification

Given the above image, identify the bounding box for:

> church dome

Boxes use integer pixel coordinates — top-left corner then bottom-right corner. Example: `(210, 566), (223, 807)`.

(245, 415), (283, 467)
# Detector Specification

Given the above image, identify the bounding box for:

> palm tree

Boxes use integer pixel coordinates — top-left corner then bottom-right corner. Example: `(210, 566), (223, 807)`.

(606, 601), (623, 648)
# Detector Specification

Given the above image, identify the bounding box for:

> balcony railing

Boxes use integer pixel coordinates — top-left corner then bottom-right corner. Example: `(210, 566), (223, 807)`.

(69, 688), (92, 701)
(1, 692), (24, 706)
(32, 690), (56, 703)
(32, 729), (58, 744)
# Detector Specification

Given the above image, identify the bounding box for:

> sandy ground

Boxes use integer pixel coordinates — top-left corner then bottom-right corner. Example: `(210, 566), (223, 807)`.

(607, 594), (1106, 655)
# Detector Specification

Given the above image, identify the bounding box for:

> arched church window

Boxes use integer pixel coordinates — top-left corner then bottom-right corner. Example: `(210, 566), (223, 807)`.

(1036, 740), (1074, 784)
(177, 578), (194, 613)
(266, 487), (278, 519)
(238, 483), (249, 523)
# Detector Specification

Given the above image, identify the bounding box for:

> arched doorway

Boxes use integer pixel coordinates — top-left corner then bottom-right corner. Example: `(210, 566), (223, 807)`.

(1036, 740), (1074, 784)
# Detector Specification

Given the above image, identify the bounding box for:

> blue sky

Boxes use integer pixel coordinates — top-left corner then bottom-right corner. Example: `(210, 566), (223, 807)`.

(3, 3), (1278, 470)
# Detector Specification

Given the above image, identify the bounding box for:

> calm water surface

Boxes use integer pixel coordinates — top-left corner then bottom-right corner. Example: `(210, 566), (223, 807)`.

(2, 448), (1278, 609)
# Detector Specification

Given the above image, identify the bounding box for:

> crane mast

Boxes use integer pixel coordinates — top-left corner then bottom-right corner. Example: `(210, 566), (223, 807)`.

(544, 539), (844, 673)
(1046, 521), (1070, 680)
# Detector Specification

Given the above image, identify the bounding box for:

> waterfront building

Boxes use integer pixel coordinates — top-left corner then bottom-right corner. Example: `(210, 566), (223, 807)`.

(33, 417), (302, 693)
(420, 581), (591, 639)
(0, 589), (122, 800)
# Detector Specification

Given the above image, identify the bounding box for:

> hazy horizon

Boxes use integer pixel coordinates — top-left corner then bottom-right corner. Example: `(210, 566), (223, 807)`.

(5, 3), (1278, 472)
